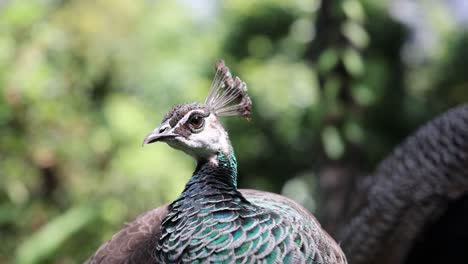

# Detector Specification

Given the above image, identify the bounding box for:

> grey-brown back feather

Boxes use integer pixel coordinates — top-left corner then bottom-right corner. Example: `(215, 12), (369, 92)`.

(86, 205), (168, 264)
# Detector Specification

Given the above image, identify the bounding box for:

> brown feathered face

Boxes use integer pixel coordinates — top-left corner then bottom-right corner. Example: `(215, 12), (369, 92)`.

(143, 60), (251, 161)
(143, 103), (232, 160)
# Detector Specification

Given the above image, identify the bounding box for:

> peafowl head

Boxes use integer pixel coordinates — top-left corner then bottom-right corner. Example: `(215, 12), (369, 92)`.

(143, 60), (251, 163)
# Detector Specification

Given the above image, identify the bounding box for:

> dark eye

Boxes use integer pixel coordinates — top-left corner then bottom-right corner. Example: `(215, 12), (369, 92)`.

(189, 115), (205, 130)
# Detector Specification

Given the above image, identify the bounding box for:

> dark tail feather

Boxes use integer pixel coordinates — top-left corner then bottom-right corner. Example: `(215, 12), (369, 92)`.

(338, 105), (468, 264)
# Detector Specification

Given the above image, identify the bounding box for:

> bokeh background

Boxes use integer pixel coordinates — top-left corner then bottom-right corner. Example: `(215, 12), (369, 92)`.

(1, 0), (468, 263)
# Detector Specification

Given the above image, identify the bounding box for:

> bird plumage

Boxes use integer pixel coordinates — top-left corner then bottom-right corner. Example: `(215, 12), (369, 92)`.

(88, 189), (345, 264)
(155, 150), (343, 263)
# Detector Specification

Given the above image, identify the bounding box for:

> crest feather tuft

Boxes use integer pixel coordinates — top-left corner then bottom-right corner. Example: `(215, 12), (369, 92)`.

(205, 60), (252, 119)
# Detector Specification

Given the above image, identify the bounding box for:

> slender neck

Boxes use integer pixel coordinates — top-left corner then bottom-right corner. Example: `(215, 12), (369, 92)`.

(181, 150), (239, 199)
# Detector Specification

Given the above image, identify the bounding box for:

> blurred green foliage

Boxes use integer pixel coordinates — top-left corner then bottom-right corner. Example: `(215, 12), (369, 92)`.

(1, 0), (467, 263)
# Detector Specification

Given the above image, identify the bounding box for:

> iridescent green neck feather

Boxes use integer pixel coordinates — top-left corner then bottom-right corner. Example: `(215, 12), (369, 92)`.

(215, 149), (238, 188)
(185, 149), (239, 194)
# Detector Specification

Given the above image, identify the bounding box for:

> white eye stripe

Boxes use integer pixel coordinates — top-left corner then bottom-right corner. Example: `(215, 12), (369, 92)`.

(174, 110), (206, 129)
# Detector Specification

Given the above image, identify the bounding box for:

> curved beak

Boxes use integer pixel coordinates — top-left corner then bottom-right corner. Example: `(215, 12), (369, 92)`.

(142, 124), (177, 146)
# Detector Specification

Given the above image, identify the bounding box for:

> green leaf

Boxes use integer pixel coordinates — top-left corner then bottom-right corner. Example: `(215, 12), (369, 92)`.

(342, 48), (364, 76)
(352, 84), (376, 105)
(248, 35), (273, 58)
(344, 120), (364, 144)
(342, 0), (365, 22)
(3, 0), (46, 27)
(16, 205), (97, 264)
(318, 48), (339, 74)
(321, 126), (345, 160)
(341, 21), (369, 49)
(323, 75), (341, 101)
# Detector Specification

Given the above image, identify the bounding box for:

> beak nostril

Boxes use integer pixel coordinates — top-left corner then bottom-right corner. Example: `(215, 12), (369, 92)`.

(159, 127), (168, 133)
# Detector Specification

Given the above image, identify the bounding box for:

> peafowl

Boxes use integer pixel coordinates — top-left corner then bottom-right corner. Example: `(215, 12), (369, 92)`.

(86, 59), (468, 263)
(87, 60), (347, 264)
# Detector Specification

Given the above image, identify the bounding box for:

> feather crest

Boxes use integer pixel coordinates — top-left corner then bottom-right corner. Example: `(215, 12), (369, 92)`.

(205, 60), (252, 119)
